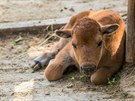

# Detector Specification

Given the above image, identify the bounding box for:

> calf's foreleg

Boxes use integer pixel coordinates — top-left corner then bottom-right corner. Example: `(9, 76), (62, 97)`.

(91, 67), (119, 85)
(44, 46), (76, 81)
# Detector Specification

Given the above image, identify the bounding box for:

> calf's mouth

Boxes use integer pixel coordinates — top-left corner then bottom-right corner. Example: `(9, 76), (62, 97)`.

(81, 64), (96, 75)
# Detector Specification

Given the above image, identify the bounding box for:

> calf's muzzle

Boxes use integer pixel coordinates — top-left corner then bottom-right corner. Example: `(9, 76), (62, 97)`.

(81, 64), (96, 74)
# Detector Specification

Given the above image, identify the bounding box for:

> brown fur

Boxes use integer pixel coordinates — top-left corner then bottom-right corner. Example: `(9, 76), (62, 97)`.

(44, 10), (125, 85)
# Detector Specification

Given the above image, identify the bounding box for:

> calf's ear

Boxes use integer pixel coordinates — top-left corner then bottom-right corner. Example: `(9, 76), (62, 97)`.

(55, 29), (72, 38)
(102, 24), (119, 35)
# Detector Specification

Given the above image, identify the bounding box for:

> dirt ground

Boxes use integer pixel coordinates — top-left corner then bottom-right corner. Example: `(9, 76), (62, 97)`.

(1, 0), (135, 101)
(0, 32), (135, 101)
(0, 0), (127, 23)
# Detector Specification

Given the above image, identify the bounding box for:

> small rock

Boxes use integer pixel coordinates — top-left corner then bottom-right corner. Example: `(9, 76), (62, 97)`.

(66, 84), (74, 88)
(15, 36), (23, 44)
(60, 9), (63, 12)
(10, 46), (14, 49)
(45, 92), (50, 95)
(69, 8), (75, 12)
(64, 7), (68, 9)
(10, 92), (14, 96)
(49, 85), (54, 87)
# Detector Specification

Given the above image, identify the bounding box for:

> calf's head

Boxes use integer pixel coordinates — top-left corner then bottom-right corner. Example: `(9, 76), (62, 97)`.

(56, 17), (119, 74)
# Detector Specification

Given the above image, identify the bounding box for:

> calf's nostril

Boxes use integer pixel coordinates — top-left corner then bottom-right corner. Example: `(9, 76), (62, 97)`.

(87, 67), (95, 72)
(81, 64), (96, 73)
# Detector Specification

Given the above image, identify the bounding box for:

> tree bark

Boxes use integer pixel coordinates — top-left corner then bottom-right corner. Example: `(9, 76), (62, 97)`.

(126, 0), (135, 63)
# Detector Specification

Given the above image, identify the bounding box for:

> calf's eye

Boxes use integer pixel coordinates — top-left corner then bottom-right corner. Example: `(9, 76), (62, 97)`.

(97, 41), (102, 47)
(72, 43), (77, 49)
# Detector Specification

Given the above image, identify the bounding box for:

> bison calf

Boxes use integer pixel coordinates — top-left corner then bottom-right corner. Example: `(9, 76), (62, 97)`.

(33, 10), (125, 85)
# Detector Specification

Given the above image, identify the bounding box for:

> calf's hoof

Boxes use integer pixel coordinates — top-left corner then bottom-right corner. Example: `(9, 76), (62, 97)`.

(30, 53), (55, 72)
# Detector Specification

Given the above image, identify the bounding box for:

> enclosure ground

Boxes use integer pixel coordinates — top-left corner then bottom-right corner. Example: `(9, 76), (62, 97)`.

(0, 0), (127, 23)
(1, 0), (135, 101)
(0, 32), (135, 101)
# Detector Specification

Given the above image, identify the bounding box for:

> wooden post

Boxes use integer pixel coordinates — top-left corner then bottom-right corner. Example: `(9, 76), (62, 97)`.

(126, 0), (135, 63)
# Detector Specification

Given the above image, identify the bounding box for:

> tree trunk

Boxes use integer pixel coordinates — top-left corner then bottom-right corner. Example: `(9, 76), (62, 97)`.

(126, 0), (135, 63)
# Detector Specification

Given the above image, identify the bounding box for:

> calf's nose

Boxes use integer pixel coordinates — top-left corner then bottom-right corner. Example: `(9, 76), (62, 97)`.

(81, 64), (96, 74)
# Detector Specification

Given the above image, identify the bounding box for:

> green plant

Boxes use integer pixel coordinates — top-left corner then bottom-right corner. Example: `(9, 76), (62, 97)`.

(107, 77), (117, 88)
(70, 76), (75, 80)
(121, 92), (128, 98)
